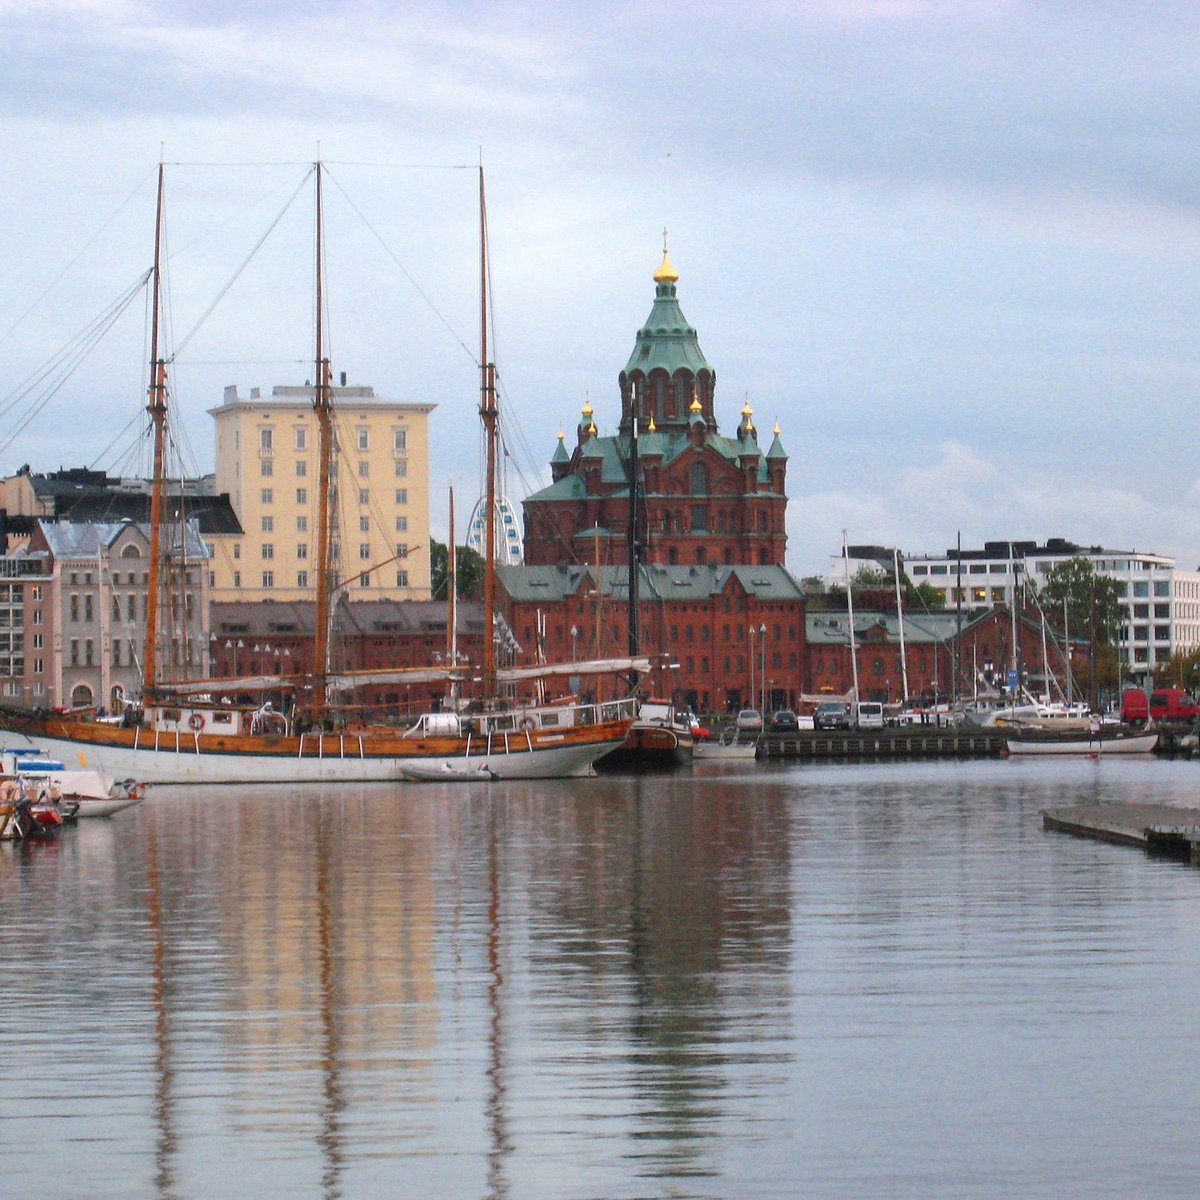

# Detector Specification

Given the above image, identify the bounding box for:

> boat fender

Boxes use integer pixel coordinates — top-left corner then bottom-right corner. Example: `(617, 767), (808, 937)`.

(188, 714), (203, 732)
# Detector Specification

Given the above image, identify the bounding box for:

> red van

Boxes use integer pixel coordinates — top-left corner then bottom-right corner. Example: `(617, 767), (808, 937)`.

(1149, 688), (1200, 723)
(1121, 688), (1149, 724)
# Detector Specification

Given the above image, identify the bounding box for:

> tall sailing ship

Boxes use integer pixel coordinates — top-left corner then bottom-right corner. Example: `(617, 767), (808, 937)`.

(0, 163), (639, 781)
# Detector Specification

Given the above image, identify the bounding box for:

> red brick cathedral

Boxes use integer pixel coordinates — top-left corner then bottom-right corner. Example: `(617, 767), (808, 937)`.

(521, 243), (790, 568)
(499, 245), (807, 715)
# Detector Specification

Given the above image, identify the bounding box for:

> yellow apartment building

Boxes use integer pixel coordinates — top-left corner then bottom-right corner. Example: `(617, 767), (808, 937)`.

(210, 382), (434, 603)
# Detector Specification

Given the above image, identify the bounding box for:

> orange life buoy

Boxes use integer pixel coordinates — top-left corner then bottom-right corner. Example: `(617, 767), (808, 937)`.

(188, 714), (203, 732)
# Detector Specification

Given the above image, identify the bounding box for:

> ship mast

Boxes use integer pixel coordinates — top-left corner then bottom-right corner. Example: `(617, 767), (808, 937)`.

(479, 167), (499, 701)
(143, 161), (168, 698)
(311, 162), (335, 721)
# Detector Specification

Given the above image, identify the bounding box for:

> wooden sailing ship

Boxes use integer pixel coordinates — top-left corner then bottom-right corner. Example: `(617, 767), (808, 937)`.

(0, 162), (639, 781)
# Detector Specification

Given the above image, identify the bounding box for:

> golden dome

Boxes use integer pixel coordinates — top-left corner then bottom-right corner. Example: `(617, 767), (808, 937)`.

(647, 414), (656, 432)
(741, 397), (754, 420)
(587, 421), (597, 436)
(581, 395), (593, 419)
(653, 227), (679, 284)
(773, 420), (781, 436)
(689, 392), (702, 413)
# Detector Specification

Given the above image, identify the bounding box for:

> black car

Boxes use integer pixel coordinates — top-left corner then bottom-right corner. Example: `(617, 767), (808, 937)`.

(770, 709), (800, 731)
(813, 701), (851, 730)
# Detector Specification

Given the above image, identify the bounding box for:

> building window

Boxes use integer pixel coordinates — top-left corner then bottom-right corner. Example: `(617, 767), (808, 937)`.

(359, 516), (370, 533)
(689, 463), (708, 495)
(357, 426), (369, 451)
(297, 570), (308, 588)
(113, 641), (121, 666)
(297, 544), (308, 560)
(395, 489), (407, 505)
(359, 544), (371, 560)
(259, 427), (273, 451)
(260, 459), (273, 477)
(395, 516), (408, 532)
(393, 428), (407, 452)
(262, 544), (274, 560)
(84, 595), (93, 622)
(233, 571), (241, 588)
(31, 586), (41, 601)
(261, 488), (273, 505)
(262, 571), (274, 589)
(70, 594), (79, 622)
(396, 570), (409, 587)
(358, 489), (369, 506)
(395, 544), (408, 558)
(233, 543), (241, 560)
(297, 515), (308, 532)
(395, 461), (407, 478)
(70, 639), (79, 666)
(296, 460), (307, 477)
(294, 427), (307, 451)
(32, 634), (42, 650)
(358, 462), (369, 478)
(691, 506), (707, 531)
(296, 488), (307, 505)
(262, 516), (274, 532)
(359, 572), (370, 587)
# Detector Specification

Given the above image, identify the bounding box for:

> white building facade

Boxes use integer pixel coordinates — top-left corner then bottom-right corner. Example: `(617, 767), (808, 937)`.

(900, 538), (1200, 679)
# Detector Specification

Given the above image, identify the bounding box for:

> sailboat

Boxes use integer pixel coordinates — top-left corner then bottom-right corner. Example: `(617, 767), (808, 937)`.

(0, 163), (639, 782)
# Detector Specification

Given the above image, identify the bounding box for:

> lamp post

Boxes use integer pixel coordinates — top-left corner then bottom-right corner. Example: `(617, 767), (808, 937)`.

(748, 625), (756, 712)
(570, 624), (578, 662)
(759, 622), (767, 714)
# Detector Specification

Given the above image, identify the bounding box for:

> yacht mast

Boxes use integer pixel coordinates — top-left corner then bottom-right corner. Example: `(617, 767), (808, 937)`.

(893, 547), (909, 703)
(311, 162), (335, 720)
(479, 166), (499, 700)
(143, 161), (168, 698)
(843, 531), (860, 704)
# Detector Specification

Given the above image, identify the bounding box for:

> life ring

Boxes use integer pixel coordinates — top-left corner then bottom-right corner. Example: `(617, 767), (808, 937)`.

(188, 714), (204, 732)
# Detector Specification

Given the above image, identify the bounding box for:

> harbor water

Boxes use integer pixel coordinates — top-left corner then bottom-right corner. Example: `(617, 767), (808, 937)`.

(4, 757), (1200, 1199)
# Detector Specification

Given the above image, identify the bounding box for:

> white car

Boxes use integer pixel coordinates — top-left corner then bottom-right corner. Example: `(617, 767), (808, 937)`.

(735, 708), (763, 732)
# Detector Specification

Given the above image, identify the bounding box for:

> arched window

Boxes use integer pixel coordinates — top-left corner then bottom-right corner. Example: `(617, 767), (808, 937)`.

(689, 463), (708, 495)
(70, 683), (94, 708)
(120, 544), (141, 559)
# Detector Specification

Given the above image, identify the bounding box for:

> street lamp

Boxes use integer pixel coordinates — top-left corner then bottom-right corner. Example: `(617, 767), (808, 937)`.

(748, 625), (756, 712)
(759, 622), (767, 714)
(570, 624), (578, 661)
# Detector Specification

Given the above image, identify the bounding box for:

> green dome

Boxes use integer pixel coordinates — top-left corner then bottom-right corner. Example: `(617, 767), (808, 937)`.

(623, 278), (711, 379)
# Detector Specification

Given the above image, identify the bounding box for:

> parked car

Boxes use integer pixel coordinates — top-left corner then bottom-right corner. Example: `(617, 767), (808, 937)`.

(855, 701), (885, 729)
(1120, 688), (1150, 725)
(735, 708), (763, 733)
(814, 701), (851, 730)
(770, 709), (800, 732)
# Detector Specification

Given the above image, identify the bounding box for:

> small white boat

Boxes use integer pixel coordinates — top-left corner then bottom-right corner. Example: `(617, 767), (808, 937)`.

(0, 747), (146, 816)
(1005, 729), (1159, 756)
(693, 740), (757, 761)
(398, 761), (498, 782)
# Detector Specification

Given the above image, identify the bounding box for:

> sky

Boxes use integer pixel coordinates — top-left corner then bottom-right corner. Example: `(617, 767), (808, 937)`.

(2, 0), (1199, 578)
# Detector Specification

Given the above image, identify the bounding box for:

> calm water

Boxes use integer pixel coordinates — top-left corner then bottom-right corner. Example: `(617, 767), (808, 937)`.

(4, 757), (1200, 1199)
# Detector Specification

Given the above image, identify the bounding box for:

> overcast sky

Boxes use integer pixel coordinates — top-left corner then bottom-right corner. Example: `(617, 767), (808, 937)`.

(2, 1), (1198, 577)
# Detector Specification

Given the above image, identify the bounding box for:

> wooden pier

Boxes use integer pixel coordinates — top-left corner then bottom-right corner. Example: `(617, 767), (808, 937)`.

(757, 728), (1008, 761)
(1042, 803), (1200, 865)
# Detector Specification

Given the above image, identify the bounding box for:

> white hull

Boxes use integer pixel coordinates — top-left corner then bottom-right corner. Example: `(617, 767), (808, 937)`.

(1006, 731), (1159, 756)
(73, 794), (145, 817)
(693, 741), (757, 760)
(0, 727), (623, 783)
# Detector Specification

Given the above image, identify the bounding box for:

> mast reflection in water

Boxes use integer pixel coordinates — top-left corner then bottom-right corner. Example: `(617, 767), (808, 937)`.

(5, 759), (1200, 1198)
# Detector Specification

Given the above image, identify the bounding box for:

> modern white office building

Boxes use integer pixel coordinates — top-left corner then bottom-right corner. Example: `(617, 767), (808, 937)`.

(898, 538), (1200, 679)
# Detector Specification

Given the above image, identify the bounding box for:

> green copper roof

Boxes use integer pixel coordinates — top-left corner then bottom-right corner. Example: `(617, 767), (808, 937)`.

(623, 280), (712, 378)
(766, 431), (788, 460)
(551, 437), (570, 464)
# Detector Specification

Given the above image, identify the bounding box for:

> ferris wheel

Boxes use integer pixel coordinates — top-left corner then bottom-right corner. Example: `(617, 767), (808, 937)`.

(466, 494), (523, 565)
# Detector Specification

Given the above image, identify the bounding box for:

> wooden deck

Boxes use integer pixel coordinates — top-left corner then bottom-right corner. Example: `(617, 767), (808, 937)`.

(1042, 803), (1200, 864)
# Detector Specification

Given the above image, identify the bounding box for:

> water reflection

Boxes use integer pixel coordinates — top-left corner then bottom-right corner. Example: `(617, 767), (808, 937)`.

(3, 759), (1200, 1198)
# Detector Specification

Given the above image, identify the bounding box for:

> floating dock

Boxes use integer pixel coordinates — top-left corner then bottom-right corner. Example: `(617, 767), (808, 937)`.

(758, 728), (1007, 761)
(1042, 803), (1200, 865)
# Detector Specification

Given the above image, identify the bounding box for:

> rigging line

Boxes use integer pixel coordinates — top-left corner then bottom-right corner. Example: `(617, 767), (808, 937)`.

(88, 409), (146, 472)
(0, 270), (152, 417)
(0, 165), (158, 354)
(164, 160), (474, 169)
(169, 168), (314, 362)
(323, 167), (476, 365)
(0, 283), (148, 457)
(173, 358), (307, 366)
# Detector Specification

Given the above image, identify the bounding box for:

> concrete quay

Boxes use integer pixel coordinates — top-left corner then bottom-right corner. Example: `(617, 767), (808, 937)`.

(1042, 803), (1200, 865)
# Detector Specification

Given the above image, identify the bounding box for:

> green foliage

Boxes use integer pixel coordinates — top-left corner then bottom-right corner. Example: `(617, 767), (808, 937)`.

(1034, 557), (1123, 645)
(430, 539), (486, 599)
(1152, 647), (1200, 691)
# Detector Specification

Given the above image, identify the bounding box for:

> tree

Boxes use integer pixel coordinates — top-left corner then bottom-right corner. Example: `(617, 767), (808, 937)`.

(1152, 648), (1200, 692)
(430, 539), (486, 600)
(1034, 557), (1124, 705)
